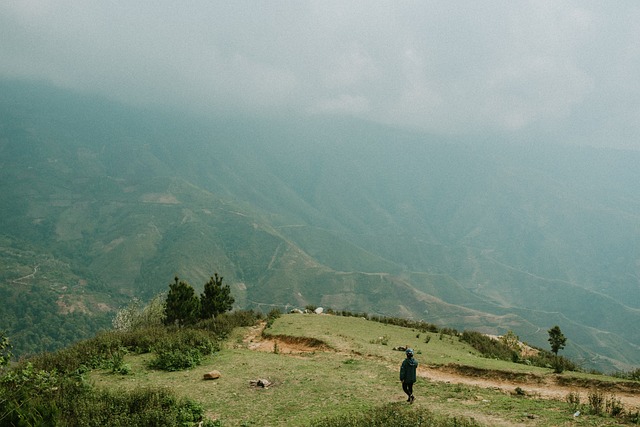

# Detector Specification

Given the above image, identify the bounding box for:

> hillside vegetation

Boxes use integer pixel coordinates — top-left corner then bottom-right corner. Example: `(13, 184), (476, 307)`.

(2, 80), (640, 372)
(3, 311), (638, 426)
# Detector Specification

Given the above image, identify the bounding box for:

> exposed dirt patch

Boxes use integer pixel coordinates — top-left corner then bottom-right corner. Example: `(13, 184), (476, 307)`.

(140, 193), (180, 204)
(241, 321), (329, 354)
(56, 295), (89, 315)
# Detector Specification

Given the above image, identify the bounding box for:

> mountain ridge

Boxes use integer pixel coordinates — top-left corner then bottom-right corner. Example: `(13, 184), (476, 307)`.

(1, 79), (639, 372)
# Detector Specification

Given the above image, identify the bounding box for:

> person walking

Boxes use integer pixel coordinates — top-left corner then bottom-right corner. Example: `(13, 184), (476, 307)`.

(400, 348), (418, 403)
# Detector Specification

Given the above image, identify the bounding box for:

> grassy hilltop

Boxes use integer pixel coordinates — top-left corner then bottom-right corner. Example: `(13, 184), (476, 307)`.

(4, 311), (636, 426)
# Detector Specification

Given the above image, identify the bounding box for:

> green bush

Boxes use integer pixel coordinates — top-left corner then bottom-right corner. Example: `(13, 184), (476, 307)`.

(64, 386), (209, 426)
(198, 310), (262, 338)
(108, 349), (131, 375)
(587, 389), (605, 415)
(31, 327), (168, 374)
(28, 340), (111, 374)
(605, 394), (624, 417)
(619, 367), (640, 382)
(0, 310), (261, 425)
(525, 349), (578, 371)
(0, 363), (85, 426)
(266, 308), (282, 328)
(1, 367), (210, 426)
(348, 312), (440, 333)
(566, 391), (581, 412)
(148, 328), (219, 371)
(149, 345), (203, 371)
(459, 331), (579, 372)
(0, 332), (11, 368)
(310, 402), (484, 427)
(112, 294), (166, 332)
(117, 326), (171, 353)
(460, 331), (516, 361)
(28, 323), (227, 375)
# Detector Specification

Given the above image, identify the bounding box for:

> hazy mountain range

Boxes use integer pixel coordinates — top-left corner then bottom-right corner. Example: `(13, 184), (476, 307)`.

(1, 79), (639, 372)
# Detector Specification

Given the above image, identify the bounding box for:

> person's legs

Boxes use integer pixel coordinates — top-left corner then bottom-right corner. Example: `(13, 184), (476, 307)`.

(402, 382), (411, 401)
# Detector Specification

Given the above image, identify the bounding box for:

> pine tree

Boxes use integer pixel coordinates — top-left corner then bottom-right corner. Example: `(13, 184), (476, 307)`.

(200, 273), (235, 319)
(164, 277), (200, 326)
(548, 325), (567, 373)
(548, 325), (567, 355)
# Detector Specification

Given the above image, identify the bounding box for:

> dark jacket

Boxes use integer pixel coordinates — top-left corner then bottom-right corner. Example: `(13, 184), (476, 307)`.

(400, 356), (418, 383)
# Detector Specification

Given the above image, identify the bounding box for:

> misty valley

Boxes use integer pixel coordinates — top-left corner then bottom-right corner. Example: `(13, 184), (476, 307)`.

(1, 80), (640, 374)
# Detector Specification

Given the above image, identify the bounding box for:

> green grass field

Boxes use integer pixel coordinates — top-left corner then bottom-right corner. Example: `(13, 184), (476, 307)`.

(90, 314), (639, 426)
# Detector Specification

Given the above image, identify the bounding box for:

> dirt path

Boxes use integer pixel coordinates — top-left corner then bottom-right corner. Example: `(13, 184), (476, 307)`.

(241, 321), (640, 411)
(422, 365), (640, 409)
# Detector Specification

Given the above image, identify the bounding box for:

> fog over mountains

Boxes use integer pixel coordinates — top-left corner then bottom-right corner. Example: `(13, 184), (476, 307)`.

(1, 80), (639, 372)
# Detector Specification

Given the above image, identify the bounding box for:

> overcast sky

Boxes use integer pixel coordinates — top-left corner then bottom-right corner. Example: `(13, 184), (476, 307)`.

(2, 1), (640, 150)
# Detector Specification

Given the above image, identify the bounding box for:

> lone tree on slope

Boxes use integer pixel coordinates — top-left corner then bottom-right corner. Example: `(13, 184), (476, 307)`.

(164, 277), (200, 327)
(547, 325), (567, 373)
(1, 332), (11, 368)
(200, 273), (235, 319)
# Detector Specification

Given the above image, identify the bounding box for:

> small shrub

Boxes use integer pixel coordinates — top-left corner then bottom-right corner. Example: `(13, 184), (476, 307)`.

(553, 356), (565, 374)
(149, 345), (203, 371)
(369, 335), (389, 346)
(336, 311), (440, 333)
(310, 402), (483, 426)
(606, 394), (624, 417)
(108, 349), (132, 375)
(64, 386), (211, 426)
(266, 308), (282, 328)
(112, 294), (166, 332)
(566, 391), (581, 412)
(525, 350), (578, 372)
(119, 326), (170, 353)
(460, 331), (516, 361)
(148, 329), (218, 371)
(440, 327), (459, 336)
(587, 389), (605, 415)
(28, 332), (123, 374)
(199, 310), (262, 338)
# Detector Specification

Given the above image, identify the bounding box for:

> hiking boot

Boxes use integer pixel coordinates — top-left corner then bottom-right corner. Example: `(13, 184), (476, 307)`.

(410, 395), (415, 404)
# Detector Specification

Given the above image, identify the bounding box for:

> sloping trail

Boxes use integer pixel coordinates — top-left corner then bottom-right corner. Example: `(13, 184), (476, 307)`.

(242, 321), (640, 410)
(422, 365), (640, 409)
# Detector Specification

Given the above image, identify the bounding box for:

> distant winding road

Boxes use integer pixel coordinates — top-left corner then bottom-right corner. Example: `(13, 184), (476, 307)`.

(11, 264), (39, 284)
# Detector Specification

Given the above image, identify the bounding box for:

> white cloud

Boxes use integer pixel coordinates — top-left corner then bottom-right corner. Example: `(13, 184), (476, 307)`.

(1, 1), (640, 149)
